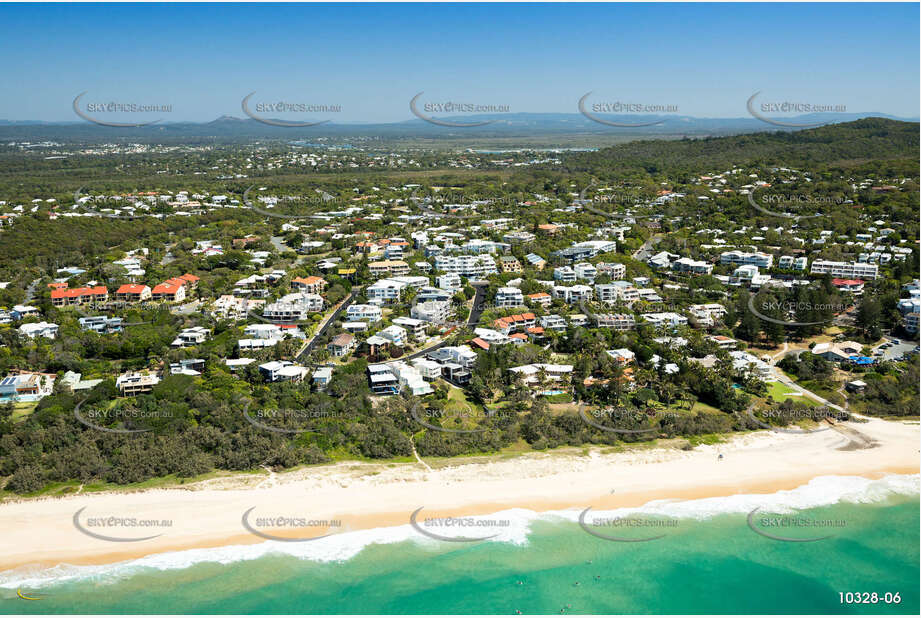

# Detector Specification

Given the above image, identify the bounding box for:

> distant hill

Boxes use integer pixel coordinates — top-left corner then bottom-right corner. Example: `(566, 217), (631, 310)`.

(559, 118), (921, 174)
(0, 113), (916, 144)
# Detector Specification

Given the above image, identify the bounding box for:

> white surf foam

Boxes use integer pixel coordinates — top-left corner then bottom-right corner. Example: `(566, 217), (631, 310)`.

(1, 473), (916, 590)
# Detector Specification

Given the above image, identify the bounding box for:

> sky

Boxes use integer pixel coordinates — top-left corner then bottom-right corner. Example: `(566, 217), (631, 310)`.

(0, 2), (918, 123)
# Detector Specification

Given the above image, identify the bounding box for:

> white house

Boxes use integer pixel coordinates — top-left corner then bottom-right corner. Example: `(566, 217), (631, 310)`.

(19, 321), (59, 340)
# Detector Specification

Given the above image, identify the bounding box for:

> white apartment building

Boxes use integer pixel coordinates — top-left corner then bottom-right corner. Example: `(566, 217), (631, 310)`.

(593, 313), (636, 330)
(410, 358), (442, 380)
(552, 284), (593, 304)
(411, 300), (451, 324)
(720, 251), (774, 269)
(393, 316), (427, 339)
(434, 254), (497, 278)
(778, 255), (808, 271)
(366, 278), (407, 302)
(689, 303), (727, 327)
(596, 262), (626, 280)
(595, 282), (639, 304)
(262, 293), (324, 321)
(672, 257), (714, 275)
(437, 273), (462, 291)
(553, 266), (577, 283)
(574, 262), (598, 281)
(346, 304), (383, 322)
(378, 325), (408, 347)
(387, 361), (432, 396)
(810, 260), (879, 280)
(641, 312), (688, 328)
(495, 286), (525, 308)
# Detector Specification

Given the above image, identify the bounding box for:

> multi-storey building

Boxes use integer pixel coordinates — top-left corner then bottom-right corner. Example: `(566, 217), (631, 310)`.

(671, 257), (713, 275)
(720, 251), (774, 269)
(495, 286), (525, 308)
(552, 285), (593, 304)
(434, 254), (497, 278)
(809, 260), (879, 280)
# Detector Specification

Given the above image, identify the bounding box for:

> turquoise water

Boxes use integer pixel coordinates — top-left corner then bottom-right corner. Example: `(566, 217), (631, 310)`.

(2, 495), (918, 614)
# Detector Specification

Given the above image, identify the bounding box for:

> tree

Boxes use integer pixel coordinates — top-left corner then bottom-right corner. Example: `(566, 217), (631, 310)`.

(857, 295), (883, 340)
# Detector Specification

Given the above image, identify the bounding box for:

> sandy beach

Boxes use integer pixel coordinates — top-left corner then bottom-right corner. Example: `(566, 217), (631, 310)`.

(1, 417), (918, 572)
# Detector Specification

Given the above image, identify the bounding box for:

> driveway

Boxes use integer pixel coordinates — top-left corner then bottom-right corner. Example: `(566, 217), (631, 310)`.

(632, 234), (662, 261)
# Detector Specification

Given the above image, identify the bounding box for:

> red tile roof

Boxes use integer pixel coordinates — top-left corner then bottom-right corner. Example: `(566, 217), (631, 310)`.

(832, 278), (864, 286)
(51, 286), (107, 299)
(470, 337), (490, 350)
(116, 284), (149, 294)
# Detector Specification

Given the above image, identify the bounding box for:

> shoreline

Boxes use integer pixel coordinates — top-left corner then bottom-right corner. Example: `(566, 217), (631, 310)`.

(0, 417), (918, 574)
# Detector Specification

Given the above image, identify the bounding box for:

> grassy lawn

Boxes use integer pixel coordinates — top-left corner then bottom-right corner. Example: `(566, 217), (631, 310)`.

(11, 401), (38, 420)
(766, 381), (803, 403)
(444, 384), (482, 414)
(689, 401), (723, 415)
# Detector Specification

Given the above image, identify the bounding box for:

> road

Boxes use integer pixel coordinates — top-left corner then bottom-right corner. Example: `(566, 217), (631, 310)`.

(23, 278), (41, 303)
(270, 236), (289, 254)
(632, 234), (663, 262)
(398, 282), (488, 362)
(296, 291), (356, 361)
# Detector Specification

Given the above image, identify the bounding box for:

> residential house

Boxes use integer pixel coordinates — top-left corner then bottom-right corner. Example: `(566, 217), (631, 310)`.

(19, 321), (59, 339)
(291, 275), (328, 294)
(116, 371), (161, 396)
(79, 316), (123, 334)
(0, 372), (56, 403)
(171, 326), (210, 347)
(327, 333), (356, 357)
(259, 361), (309, 383)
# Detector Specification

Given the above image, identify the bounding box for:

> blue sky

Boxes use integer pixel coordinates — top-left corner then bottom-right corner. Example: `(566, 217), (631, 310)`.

(1, 2), (918, 122)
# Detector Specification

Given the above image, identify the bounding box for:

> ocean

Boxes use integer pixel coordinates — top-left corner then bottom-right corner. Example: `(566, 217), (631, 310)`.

(2, 475), (918, 615)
